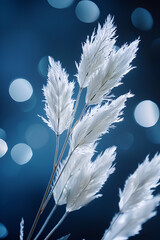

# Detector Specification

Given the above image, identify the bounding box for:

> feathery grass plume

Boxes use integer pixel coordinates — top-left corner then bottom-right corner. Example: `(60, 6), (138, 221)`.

(86, 39), (139, 105)
(53, 146), (95, 205)
(70, 93), (132, 152)
(102, 196), (160, 240)
(102, 153), (160, 240)
(27, 15), (143, 240)
(41, 57), (74, 135)
(76, 15), (116, 89)
(19, 218), (24, 240)
(66, 147), (116, 212)
(119, 153), (160, 212)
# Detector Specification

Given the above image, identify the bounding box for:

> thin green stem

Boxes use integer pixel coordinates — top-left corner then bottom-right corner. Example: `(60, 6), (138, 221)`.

(44, 212), (69, 240)
(33, 205), (58, 240)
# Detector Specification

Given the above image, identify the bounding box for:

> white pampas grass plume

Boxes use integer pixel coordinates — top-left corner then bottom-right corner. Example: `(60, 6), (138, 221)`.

(19, 218), (24, 240)
(86, 39), (139, 105)
(66, 146), (116, 212)
(41, 57), (74, 135)
(53, 146), (95, 205)
(102, 196), (160, 240)
(102, 153), (160, 240)
(119, 153), (160, 212)
(76, 15), (116, 89)
(70, 93), (132, 152)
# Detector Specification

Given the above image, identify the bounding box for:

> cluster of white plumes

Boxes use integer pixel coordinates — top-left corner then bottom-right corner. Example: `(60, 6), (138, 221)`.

(102, 154), (160, 240)
(41, 15), (160, 240)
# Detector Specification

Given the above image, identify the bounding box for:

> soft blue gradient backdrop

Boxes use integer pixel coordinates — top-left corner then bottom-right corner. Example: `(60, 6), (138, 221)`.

(0, 0), (160, 239)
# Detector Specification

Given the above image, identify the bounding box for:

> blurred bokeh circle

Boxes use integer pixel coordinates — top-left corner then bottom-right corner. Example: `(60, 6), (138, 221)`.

(9, 78), (33, 102)
(0, 128), (7, 140)
(131, 7), (153, 31)
(134, 100), (159, 128)
(25, 124), (49, 149)
(11, 143), (33, 165)
(0, 139), (8, 158)
(0, 223), (8, 239)
(47, 0), (75, 9)
(75, 0), (100, 23)
(38, 56), (49, 78)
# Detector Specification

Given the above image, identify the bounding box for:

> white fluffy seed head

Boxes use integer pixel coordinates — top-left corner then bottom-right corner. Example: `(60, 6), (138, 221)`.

(86, 39), (139, 105)
(66, 146), (116, 212)
(119, 153), (160, 212)
(53, 146), (95, 205)
(102, 196), (160, 240)
(76, 15), (116, 89)
(41, 57), (74, 135)
(70, 92), (133, 152)
(102, 153), (160, 240)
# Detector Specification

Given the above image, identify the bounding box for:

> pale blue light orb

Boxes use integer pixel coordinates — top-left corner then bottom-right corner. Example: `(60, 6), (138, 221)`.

(25, 124), (49, 149)
(75, 0), (100, 23)
(131, 7), (153, 31)
(9, 78), (33, 102)
(0, 128), (7, 140)
(38, 56), (49, 78)
(146, 122), (160, 144)
(134, 100), (159, 128)
(0, 139), (8, 158)
(47, 0), (75, 9)
(11, 143), (33, 165)
(0, 223), (8, 239)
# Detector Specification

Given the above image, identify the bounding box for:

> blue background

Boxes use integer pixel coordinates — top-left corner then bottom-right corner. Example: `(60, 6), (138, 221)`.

(0, 0), (160, 239)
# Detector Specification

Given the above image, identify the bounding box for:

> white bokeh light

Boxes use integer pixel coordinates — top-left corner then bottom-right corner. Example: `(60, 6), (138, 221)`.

(134, 100), (159, 127)
(75, 0), (100, 23)
(9, 78), (33, 102)
(25, 124), (49, 149)
(11, 143), (33, 165)
(0, 139), (8, 158)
